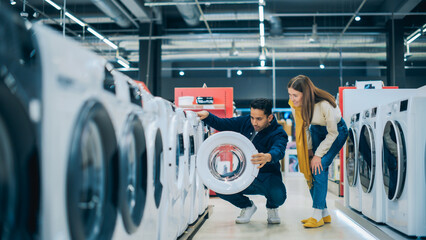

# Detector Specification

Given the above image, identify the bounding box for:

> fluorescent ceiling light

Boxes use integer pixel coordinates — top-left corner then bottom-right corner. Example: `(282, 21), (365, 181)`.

(117, 59), (129, 69)
(45, 0), (61, 10)
(260, 36), (265, 47)
(258, 5), (264, 22)
(103, 38), (118, 49)
(87, 27), (104, 40)
(260, 60), (265, 67)
(407, 32), (421, 44)
(259, 22), (264, 37)
(65, 12), (85, 27)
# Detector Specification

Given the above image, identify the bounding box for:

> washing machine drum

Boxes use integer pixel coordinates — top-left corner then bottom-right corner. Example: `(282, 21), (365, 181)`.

(196, 131), (258, 195)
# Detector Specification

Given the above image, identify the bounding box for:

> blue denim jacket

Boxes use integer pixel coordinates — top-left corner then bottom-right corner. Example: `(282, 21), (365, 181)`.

(203, 113), (288, 178)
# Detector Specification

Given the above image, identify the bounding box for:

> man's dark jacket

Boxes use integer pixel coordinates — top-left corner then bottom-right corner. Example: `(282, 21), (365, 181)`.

(202, 113), (288, 181)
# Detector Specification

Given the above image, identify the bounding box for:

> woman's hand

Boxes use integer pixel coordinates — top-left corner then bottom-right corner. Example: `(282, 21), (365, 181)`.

(310, 155), (323, 175)
(251, 153), (272, 169)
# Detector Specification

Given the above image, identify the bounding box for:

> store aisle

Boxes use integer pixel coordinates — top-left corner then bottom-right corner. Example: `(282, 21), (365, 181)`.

(193, 174), (374, 240)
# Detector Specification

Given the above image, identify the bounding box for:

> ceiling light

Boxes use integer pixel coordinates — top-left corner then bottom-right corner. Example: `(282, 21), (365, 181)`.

(116, 56), (130, 69)
(10, 0), (16, 5)
(103, 38), (118, 49)
(237, 70), (242, 76)
(179, 71), (185, 76)
(87, 27), (104, 40)
(258, 5), (264, 22)
(355, 16), (361, 21)
(260, 60), (266, 67)
(65, 12), (86, 27)
(319, 63), (325, 69)
(45, 0), (61, 10)
(407, 32), (421, 44)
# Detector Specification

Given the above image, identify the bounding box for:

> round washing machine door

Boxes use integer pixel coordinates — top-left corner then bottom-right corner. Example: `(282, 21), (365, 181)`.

(382, 120), (406, 201)
(153, 128), (164, 208)
(118, 114), (147, 234)
(358, 124), (376, 193)
(196, 131), (258, 195)
(346, 128), (358, 187)
(66, 101), (118, 240)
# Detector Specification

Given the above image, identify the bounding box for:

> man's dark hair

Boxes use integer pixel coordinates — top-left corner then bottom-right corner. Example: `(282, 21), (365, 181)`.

(250, 98), (272, 116)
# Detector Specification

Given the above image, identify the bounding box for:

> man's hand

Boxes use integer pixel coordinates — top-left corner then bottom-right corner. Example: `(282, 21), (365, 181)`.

(310, 155), (323, 175)
(196, 110), (209, 120)
(251, 153), (272, 169)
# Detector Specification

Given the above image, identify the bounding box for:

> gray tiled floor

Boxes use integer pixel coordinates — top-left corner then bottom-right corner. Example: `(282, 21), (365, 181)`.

(193, 174), (374, 240)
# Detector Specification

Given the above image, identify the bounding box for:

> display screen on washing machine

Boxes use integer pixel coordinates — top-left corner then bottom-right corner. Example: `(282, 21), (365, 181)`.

(208, 144), (246, 181)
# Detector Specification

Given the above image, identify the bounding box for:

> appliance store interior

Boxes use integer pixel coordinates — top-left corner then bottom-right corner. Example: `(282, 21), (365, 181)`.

(1, 0), (425, 239)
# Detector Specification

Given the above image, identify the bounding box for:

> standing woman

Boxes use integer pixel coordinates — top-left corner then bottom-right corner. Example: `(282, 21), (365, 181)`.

(287, 75), (348, 228)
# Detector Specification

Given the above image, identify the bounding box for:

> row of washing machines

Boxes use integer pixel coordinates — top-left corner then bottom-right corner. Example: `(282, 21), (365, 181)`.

(344, 88), (426, 237)
(0, 7), (209, 240)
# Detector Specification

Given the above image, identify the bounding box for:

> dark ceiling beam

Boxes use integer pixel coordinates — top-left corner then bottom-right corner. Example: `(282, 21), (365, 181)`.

(379, 0), (423, 19)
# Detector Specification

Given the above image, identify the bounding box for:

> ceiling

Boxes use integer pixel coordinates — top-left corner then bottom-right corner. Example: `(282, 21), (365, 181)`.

(4, 0), (426, 69)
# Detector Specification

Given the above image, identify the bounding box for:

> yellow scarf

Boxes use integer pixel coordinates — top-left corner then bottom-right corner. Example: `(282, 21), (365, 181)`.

(289, 100), (313, 189)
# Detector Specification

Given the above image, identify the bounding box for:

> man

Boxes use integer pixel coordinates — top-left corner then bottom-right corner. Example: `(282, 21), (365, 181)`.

(197, 98), (288, 224)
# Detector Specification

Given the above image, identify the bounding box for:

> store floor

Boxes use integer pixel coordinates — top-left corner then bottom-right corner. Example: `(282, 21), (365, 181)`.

(193, 174), (374, 240)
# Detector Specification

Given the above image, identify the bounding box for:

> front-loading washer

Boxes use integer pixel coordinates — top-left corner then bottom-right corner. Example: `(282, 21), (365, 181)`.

(34, 23), (118, 240)
(0, 8), (42, 239)
(184, 111), (200, 225)
(106, 70), (150, 239)
(381, 97), (426, 237)
(197, 131), (259, 195)
(195, 120), (210, 216)
(345, 112), (363, 212)
(359, 106), (386, 223)
(137, 95), (169, 240)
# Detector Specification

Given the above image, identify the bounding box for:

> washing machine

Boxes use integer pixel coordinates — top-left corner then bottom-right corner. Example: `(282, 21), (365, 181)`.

(104, 70), (152, 239)
(0, 8), (42, 239)
(185, 111), (200, 225)
(34, 23), (119, 239)
(137, 94), (168, 240)
(381, 97), (426, 237)
(359, 106), (386, 223)
(195, 120), (210, 216)
(197, 131), (259, 195)
(345, 112), (363, 212)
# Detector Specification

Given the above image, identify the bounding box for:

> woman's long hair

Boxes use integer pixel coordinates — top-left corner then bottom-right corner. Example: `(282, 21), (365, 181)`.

(288, 75), (336, 126)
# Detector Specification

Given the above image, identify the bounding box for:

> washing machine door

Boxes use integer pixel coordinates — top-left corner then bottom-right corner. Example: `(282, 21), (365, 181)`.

(346, 128), (358, 187)
(358, 124), (375, 193)
(382, 120), (406, 201)
(196, 131), (258, 195)
(66, 101), (118, 240)
(118, 114), (147, 234)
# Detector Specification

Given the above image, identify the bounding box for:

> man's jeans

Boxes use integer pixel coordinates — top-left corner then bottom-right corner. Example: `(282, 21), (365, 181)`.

(309, 119), (348, 209)
(216, 173), (287, 209)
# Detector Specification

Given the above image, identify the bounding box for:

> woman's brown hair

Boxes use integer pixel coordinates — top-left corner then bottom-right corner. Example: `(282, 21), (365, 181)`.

(288, 75), (336, 126)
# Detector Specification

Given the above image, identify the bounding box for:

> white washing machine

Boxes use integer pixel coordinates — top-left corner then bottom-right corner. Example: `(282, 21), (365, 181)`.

(138, 95), (168, 240)
(381, 97), (426, 237)
(34, 23), (118, 239)
(359, 107), (386, 223)
(197, 131), (259, 195)
(185, 111), (200, 225)
(196, 121), (210, 216)
(345, 113), (363, 212)
(0, 9), (42, 239)
(106, 71), (152, 239)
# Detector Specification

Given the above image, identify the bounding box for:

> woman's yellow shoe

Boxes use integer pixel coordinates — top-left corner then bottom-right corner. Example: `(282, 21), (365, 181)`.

(301, 215), (331, 224)
(303, 218), (324, 228)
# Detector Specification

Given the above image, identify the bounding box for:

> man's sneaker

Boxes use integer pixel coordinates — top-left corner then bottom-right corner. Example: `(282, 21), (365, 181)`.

(267, 208), (281, 224)
(235, 201), (257, 224)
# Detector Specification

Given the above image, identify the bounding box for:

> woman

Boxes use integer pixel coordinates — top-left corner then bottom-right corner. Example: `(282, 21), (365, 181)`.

(287, 75), (348, 228)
